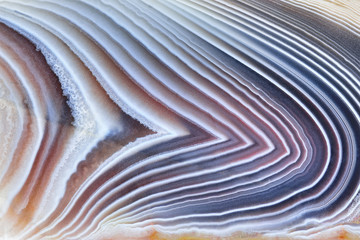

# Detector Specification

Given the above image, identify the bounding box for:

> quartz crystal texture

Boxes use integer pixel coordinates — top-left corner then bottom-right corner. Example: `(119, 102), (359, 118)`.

(0, 0), (360, 239)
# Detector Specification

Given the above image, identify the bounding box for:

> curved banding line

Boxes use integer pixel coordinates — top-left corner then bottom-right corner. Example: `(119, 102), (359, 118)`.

(0, 0), (359, 239)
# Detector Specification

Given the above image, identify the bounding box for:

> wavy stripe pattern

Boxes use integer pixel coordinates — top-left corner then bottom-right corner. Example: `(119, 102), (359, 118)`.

(0, 0), (359, 239)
